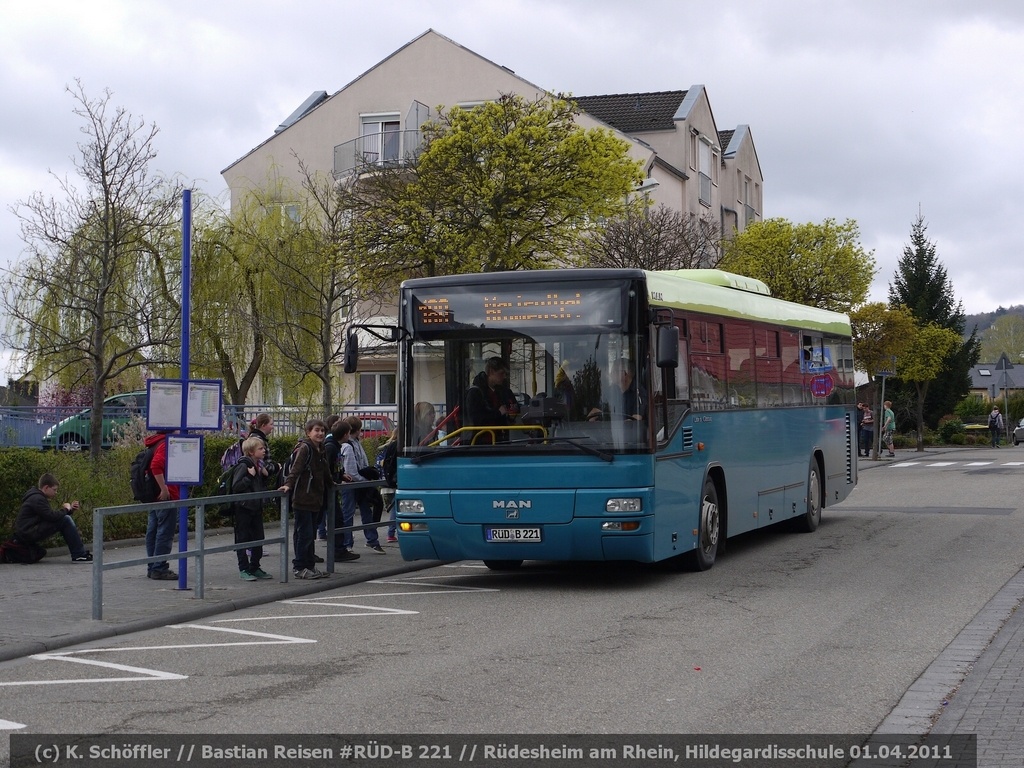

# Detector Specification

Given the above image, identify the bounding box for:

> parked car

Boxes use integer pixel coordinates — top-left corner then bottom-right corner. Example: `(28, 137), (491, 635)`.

(1014, 418), (1024, 446)
(41, 391), (147, 450)
(357, 414), (395, 439)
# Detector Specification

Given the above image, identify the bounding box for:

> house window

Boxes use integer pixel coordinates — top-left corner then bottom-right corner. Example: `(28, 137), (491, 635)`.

(699, 140), (713, 206)
(359, 373), (396, 405)
(361, 115), (401, 164)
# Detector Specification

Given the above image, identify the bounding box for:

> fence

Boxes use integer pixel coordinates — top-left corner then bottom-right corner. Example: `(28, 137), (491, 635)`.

(0, 404), (398, 448)
(90, 479), (387, 619)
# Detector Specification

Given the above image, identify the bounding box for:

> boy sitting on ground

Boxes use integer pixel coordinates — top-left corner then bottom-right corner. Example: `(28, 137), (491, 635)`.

(14, 473), (92, 562)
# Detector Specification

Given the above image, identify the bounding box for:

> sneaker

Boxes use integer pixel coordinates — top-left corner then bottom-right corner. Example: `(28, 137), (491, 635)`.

(148, 569), (177, 581)
(366, 543), (386, 554)
(240, 571), (258, 582)
(387, 535), (398, 543)
(310, 567), (328, 578)
(312, 553), (325, 563)
(293, 568), (322, 580)
(71, 552), (93, 562)
(251, 568), (273, 580)
(337, 549), (360, 562)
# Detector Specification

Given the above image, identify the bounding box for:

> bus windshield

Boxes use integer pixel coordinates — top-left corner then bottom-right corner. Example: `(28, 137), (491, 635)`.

(403, 281), (649, 454)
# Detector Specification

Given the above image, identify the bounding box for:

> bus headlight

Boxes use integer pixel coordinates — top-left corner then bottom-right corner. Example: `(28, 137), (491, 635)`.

(602, 520), (641, 531)
(606, 498), (642, 513)
(398, 499), (425, 513)
(399, 521), (429, 532)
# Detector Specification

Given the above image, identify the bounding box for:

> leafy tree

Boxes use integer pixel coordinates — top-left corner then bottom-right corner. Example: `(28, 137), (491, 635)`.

(720, 217), (876, 312)
(578, 205), (724, 270)
(0, 82), (183, 458)
(350, 92), (644, 285)
(186, 198), (269, 408)
(978, 314), (1024, 364)
(897, 323), (963, 450)
(849, 303), (915, 455)
(887, 215), (980, 427)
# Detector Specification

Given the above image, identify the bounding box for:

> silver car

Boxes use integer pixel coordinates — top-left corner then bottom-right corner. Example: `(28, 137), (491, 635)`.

(1014, 418), (1024, 446)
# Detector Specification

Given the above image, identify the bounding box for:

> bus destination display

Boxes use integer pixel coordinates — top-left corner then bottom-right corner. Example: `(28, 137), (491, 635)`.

(411, 286), (622, 330)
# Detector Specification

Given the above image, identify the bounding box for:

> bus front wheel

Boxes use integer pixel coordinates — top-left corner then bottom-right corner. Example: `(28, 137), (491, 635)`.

(793, 458), (822, 533)
(483, 560), (523, 571)
(687, 478), (720, 571)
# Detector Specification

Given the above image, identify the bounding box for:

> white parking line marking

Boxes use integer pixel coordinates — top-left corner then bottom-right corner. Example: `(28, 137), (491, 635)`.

(891, 462), (920, 467)
(0, 718), (26, 730)
(927, 462), (957, 466)
(0, 626), (312, 687)
(965, 462), (994, 466)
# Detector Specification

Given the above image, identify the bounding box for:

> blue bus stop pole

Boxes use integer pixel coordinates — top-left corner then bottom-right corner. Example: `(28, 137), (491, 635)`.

(178, 189), (192, 589)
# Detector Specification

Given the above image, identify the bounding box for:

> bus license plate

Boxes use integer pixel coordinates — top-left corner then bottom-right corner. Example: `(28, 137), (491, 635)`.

(486, 527), (541, 542)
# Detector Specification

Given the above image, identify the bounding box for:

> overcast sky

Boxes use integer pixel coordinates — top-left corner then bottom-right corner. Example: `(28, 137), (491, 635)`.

(3, 0), (1022, 376)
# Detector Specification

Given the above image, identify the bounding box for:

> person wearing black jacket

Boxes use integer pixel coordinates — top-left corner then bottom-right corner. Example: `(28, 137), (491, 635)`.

(230, 436), (271, 581)
(279, 419), (331, 580)
(14, 473), (91, 562)
(465, 357), (519, 443)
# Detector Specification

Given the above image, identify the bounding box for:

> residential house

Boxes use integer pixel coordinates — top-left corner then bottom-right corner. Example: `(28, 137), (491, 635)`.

(969, 354), (1022, 402)
(222, 29), (762, 407)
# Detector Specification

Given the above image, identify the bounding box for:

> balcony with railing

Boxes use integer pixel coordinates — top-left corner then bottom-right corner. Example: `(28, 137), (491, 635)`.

(334, 129), (424, 178)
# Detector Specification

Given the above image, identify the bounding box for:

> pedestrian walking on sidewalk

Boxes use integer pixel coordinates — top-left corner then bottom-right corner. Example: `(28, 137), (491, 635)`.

(229, 436), (273, 581)
(12, 473), (91, 562)
(881, 400), (896, 457)
(988, 406), (1004, 448)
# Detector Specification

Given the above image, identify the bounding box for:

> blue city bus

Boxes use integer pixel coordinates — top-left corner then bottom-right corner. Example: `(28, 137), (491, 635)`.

(352, 268), (856, 571)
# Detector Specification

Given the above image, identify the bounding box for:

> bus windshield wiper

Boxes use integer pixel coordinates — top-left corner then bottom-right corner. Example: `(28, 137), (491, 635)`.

(522, 436), (614, 462)
(409, 437), (614, 464)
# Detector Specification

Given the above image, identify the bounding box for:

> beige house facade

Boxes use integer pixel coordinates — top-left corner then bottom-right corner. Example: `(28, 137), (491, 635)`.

(222, 29), (763, 407)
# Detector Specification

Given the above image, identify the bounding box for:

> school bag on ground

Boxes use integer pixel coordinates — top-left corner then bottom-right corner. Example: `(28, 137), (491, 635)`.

(0, 538), (47, 564)
(129, 443), (161, 502)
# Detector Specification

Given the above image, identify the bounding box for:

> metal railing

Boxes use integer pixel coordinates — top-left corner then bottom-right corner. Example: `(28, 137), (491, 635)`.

(0, 404), (398, 448)
(333, 129), (423, 178)
(90, 479), (386, 619)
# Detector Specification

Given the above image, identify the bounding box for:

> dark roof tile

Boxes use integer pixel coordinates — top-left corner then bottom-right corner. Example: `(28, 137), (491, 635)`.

(573, 91), (687, 133)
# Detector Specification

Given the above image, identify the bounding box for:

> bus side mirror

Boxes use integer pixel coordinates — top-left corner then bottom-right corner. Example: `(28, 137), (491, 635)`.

(656, 326), (679, 369)
(343, 331), (360, 374)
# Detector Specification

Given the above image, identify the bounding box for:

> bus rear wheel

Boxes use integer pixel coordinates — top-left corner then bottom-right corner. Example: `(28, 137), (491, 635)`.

(483, 560), (523, 571)
(686, 477), (720, 571)
(793, 457), (822, 533)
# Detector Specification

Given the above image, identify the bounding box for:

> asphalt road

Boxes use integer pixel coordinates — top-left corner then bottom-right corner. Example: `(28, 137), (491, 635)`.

(2, 449), (1022, 749)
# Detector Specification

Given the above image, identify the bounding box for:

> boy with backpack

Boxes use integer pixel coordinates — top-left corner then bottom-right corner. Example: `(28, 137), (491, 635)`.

(989, 406), (1005, 448)
(141, 430), (178, 580)
(229, 436), (273, 581)
(279, 419), (332, 580)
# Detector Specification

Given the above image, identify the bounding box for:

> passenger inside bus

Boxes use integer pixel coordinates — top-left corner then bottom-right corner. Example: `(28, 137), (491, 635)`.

(413, 401), (437, 446)
(588, 358), (645, 422)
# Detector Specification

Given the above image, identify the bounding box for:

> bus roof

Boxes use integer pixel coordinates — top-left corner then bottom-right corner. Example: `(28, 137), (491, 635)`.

(644, 269), (852, 336)
(401, 268), (851, 337)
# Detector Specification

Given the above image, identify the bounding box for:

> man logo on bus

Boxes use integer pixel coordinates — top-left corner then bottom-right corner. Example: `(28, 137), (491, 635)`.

(493, 500), (532, 509)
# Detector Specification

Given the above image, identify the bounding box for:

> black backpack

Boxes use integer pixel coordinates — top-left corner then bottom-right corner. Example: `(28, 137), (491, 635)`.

(129, 442), (161, 502)
(989, 413), (999, 428)
(377, 440), (398, 488)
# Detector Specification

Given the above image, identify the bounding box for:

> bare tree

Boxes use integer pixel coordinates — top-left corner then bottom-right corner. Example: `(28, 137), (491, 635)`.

(0, 82), (183, 458)
(581, 205), (724, 271)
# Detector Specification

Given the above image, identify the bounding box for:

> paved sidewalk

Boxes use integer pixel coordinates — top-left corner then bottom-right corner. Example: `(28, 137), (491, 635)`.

(5, 452), (1024, 767)
(0, 530), (434, 663)
(862, 447), (1024, 766)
